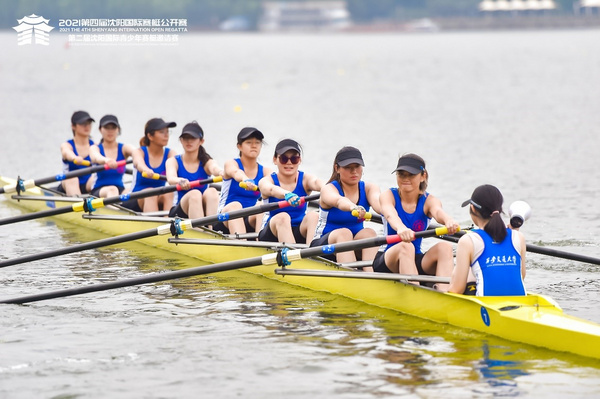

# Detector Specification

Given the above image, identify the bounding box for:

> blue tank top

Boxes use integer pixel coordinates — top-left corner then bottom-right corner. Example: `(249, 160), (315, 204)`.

(218, 159), (264, 211)
(93, 143), (126, 190)
(131, 146), (170, 192)
(471, 229), (525, 296)
(62, 139), (94, 185)
(260, 171), (308, 228)
(314, 180), (370, 238)
(382, 189), (430, 254)
(173, 155), (209, 205)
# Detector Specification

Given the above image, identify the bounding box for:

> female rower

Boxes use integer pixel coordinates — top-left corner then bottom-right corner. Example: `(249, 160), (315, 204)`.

(165, 121), (222, 220)
(123, 118), (176, 213)
(89, 115), (134, 198)
(257, 139), (324, 244)
(59, 110), (95, 196)
(448, 184), (526, 296)
(310, 146), (381, 270)
(214, 127), (272, 236)
(373, 154), (459, 289)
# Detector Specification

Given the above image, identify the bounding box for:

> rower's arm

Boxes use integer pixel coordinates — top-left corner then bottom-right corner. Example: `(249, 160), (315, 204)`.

(132, 148), (153, 176)
(448, 235), (473, 294)
(365, 182), (382, 214)
(258, 175), (282, 199)
(88, 144), (104, 164)
(321, 183), (353, 212)
(60, 141), (80, 163)
(425, 194), (459, 235)
(165, 157), (180, 185)
(380, 189), (413, 242)
(204, 159), (223, 178)
(303, 173), (324, 193)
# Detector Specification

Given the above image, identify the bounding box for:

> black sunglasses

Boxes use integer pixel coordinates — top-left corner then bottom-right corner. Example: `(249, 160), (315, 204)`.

(279, 155), (301, 164)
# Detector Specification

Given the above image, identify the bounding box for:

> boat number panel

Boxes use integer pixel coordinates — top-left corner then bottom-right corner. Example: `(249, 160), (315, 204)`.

(480, 307), (491, 327)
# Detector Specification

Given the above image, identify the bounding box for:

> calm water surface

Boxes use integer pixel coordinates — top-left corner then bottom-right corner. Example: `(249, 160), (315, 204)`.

(1, 30), (600, 397)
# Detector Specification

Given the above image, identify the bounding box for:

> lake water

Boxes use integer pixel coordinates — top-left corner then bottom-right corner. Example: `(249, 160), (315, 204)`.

(1, 29), (600, 397)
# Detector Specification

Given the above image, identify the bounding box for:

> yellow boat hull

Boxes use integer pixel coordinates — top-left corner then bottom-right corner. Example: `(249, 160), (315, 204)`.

(2, 176), (600, 360)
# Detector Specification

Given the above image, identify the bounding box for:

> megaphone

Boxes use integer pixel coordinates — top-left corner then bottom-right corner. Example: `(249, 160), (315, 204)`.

(508, 201), (531, 229)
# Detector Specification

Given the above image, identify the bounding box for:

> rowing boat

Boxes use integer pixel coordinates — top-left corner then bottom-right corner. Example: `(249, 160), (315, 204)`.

(2, 175), (600, 360)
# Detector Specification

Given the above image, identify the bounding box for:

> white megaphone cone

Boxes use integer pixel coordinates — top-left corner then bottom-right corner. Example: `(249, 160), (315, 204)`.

(508, 201), (531, 229)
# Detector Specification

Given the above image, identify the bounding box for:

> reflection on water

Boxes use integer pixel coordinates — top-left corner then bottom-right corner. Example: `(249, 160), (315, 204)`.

(476, 342), (529, 396)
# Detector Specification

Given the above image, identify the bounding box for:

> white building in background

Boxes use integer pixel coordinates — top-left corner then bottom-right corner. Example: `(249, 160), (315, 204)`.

(12, 14), (54, 45)
(259, 1), (352, 32)
(574, 0), (600, 14)
(478, 0), (557, 12)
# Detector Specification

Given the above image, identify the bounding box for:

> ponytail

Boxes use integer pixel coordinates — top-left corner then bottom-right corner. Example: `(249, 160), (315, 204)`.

(327, 162), (342, 186)
(139, 135), (150, 147)
(466, 184), (507, 243)
(198, 145), (212, 165)
(484, 211), (507, 243)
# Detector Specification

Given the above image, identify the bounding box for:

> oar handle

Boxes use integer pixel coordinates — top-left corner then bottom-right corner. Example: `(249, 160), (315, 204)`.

(351, 209), (372, 221)
(73, 159), (91, 166)
(141, 172), (166, 181)
(239, 180), (259, 191)
(102, 159), (128, 170)
(185, 176), (223, 190)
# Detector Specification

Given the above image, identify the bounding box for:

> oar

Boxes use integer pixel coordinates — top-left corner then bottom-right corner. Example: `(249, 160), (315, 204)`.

(0, 160), (131, 195)
(0, 193), (321, 269)
(0, 226), (450, 304)
(436, 233), (600, 266)
(124, 168), (167, 181)
(0, 176), (222, 227)
(141, 171), (167, 181)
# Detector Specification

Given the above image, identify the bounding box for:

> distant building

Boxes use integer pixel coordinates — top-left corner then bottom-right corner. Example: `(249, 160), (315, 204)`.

(259, 1), (352, 32)
(574, 0), (600, 14)
(478, 0), (557, 13)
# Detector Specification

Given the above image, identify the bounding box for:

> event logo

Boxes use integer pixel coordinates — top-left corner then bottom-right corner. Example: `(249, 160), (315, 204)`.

(13, 14), (54, 46)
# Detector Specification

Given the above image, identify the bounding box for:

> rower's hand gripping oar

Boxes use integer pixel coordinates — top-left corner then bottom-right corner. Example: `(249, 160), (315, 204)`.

(141, 171), (167, 181)
(0, 225), (451, 304)
(239, 180), (259, 192)
(351, 206), (371, 222)
(0, 193), (321, 269)
(0, 176), (223, 227)
(0, 160), (132, 195)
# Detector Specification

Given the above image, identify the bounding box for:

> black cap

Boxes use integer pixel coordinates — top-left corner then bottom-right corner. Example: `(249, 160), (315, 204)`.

(334, 146), (364, 167)
(393, 154), (425, 175)
(145, 118), (176, 134)
(237, 127), (264, 142)
(99, 114), (120, 128)
(71, 111), (95, 125)
(461, 184), (503, 212)
(180, 122), (204, 139)
(275, 139), (301, 155)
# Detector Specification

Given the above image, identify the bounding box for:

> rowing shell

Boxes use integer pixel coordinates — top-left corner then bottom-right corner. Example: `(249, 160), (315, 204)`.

(2, 175), (600, 360)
